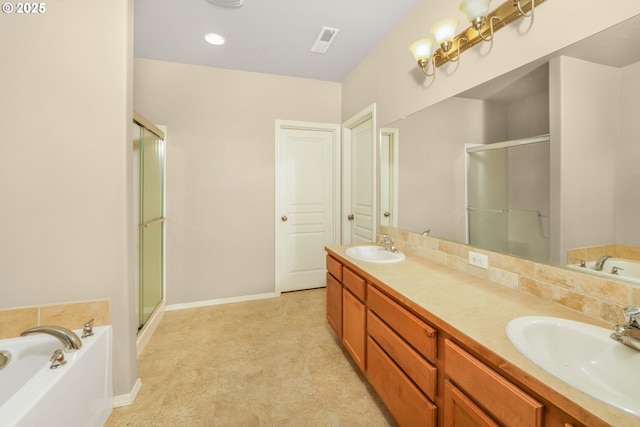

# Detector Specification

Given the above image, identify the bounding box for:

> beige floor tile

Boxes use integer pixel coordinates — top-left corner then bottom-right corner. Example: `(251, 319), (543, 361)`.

(106, 288), (395, 427)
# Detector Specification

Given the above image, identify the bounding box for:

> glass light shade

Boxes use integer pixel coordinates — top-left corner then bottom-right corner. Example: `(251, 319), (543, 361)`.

(459, 0), (491, 21)
(408, 38), (434, 62)
(430, 18), (459, 45)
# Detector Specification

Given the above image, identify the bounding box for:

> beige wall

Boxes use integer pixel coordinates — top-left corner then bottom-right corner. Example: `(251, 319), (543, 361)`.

(0, 0), (137, 396)
(133, 58), (342, 305)
(342, 0), (640, 127)
(550, 56), (620, 265)
(618, 61), (640, 245)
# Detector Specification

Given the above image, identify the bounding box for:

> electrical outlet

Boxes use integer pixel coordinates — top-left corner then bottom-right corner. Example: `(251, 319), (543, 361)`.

(468, 251), (488, 269)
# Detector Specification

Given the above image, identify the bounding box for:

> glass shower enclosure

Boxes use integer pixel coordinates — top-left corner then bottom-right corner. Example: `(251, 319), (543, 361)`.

(466, 135), (550, 263)
(133, 113), (165, 330)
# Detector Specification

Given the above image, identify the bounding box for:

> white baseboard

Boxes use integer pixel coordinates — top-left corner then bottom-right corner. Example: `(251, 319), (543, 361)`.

(113, 378), (142, 407)
(166, 292), (279, 311)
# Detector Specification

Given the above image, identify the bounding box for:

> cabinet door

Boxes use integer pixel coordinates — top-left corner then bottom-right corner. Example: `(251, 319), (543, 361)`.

(444, 380), (499, 427)
(326, 273), (342, 338)
(343, 288), (366, 371)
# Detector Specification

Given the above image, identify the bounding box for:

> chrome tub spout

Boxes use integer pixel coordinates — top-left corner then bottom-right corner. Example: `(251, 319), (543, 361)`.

(20, 325), (82, 352)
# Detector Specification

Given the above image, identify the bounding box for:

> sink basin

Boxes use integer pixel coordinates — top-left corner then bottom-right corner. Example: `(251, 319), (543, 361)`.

(506, 316), (640, 417)
(344, 245), (405, 263)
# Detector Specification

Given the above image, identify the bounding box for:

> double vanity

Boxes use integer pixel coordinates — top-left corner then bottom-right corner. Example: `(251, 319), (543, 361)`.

(325, 244), (640, 427)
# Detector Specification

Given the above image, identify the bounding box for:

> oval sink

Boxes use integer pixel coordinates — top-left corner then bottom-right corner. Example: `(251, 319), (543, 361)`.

(506, 316), (640, 417)
(345, 245), (405, 263)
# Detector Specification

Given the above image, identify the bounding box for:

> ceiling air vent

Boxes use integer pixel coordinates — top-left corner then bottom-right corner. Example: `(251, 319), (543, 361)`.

(311, 27), (340, 54)
(206, 0), (243, 7)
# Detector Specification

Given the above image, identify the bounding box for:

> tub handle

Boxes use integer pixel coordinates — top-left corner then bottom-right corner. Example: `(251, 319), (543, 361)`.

(82, 319), (95, 338)
(49, 349), (67, 369)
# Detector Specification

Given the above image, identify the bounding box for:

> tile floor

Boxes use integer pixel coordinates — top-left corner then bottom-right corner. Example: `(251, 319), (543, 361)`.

(106, 288), (396, 427)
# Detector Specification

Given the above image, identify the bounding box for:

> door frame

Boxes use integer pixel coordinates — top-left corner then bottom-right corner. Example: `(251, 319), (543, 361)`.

(341, 104), (377, 243)
(274, 120), (341, 295)
(380, 127), (399, 229)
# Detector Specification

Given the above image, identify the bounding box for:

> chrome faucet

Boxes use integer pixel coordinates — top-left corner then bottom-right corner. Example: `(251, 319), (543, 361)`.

(21, 325), (82, 352)
(593, 255), (612, 271)
(378, 234), (398, 253)
(611, 306), (640, 351)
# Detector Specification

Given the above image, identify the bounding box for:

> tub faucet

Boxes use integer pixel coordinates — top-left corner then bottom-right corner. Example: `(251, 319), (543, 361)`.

(378, 234), (398, 253)
(21, 325), (82, 353)
(611, 306), (640, 352)
(593, 255), (612, 271)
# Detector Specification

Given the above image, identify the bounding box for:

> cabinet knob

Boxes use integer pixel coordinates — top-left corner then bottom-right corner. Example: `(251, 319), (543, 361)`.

(281, 215), (288, 222)
(347, 214), (355, 220)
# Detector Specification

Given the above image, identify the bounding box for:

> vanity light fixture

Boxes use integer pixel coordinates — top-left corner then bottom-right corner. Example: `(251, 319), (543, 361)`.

(431, 18), (466, 63)
(408, 0), (545, 73)
(460, 0), (499, 41)
(408, 38), (436, 76)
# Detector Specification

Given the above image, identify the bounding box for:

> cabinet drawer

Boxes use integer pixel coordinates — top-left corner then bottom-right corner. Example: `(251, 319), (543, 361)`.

(367, 285), (437, 363)
(444, 379), (499, 427)
(343, 267), (366, 301)
(445, 340), (543, 427)
(367, 337), (437, 427)
(368, 310), (437, 401)
(326, 255), (342, 281)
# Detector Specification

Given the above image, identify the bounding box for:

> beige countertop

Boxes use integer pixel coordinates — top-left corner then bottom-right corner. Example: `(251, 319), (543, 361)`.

(326, 244), (639, 427)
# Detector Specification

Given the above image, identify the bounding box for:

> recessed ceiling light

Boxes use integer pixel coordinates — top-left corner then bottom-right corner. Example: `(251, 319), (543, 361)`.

(204, 33), (225, 46)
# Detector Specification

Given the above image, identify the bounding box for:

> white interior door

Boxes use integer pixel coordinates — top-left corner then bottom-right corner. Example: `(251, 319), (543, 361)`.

(275, 121), (340, 293)
(342, 105), (376, 244)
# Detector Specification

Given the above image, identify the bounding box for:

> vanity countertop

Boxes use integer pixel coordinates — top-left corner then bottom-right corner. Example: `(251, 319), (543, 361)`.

(326, 244), (638, 427)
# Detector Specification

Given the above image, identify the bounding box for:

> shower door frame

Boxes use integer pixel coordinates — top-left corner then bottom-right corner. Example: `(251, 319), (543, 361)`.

(133, 112), (167, 340)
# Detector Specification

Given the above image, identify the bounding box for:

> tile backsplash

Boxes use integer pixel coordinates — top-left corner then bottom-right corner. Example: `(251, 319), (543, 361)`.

(0, 299), (110, 339)
(382, 227), (640, 325)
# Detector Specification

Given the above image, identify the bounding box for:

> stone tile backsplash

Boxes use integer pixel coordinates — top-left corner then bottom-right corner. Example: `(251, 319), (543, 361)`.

(382, 227), (637, 326)
(0, 299), (110, 339)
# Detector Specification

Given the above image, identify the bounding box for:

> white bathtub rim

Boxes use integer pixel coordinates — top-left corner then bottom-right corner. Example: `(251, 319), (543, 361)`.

(0, 325), (112, 426)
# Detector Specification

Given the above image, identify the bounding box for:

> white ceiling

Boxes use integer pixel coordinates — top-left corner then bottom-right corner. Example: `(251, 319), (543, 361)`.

(134, 0), (422, 82)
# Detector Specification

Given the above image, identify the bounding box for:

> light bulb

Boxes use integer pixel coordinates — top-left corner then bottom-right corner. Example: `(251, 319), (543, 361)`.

(459, 0), (491, 22)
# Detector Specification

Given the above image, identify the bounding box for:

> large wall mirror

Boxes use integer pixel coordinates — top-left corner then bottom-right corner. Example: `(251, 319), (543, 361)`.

(381, 14), (640, 270)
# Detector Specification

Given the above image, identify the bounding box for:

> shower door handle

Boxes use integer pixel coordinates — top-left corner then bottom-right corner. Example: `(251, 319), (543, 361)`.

(139, 216), (166, 228)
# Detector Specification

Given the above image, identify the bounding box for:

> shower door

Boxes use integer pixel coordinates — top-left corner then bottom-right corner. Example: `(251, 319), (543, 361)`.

(467, 149), (508, 253)
(136, 121), (165, 329)
(467, 135), (550, 262)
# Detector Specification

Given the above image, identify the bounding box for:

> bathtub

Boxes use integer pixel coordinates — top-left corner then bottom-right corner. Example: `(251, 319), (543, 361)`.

(567, 257), (640, 286)
(0, 325), (112, 427)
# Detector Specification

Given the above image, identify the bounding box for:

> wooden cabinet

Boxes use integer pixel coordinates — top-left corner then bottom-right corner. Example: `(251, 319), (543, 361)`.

(366, 284), (438, 427)
(343, 287), (366, 371)
(325, 251), (602, 427)
(325, 256), (343, 338)
(368, 336), (437, 427)
(325, 255), (367, 371)
(444, 380), (500, 427)
(444, 339), (543, 427)
(325, 272), (342, 338)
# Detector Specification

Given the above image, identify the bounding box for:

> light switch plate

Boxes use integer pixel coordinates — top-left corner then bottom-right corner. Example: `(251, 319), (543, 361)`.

(469, 251), (488, 269)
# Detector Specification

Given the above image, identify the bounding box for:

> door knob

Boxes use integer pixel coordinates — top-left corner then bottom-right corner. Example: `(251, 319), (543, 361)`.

(384, 211), (390, 217)
(281, 215), (288, 222)
(347, 214), (354, 220)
